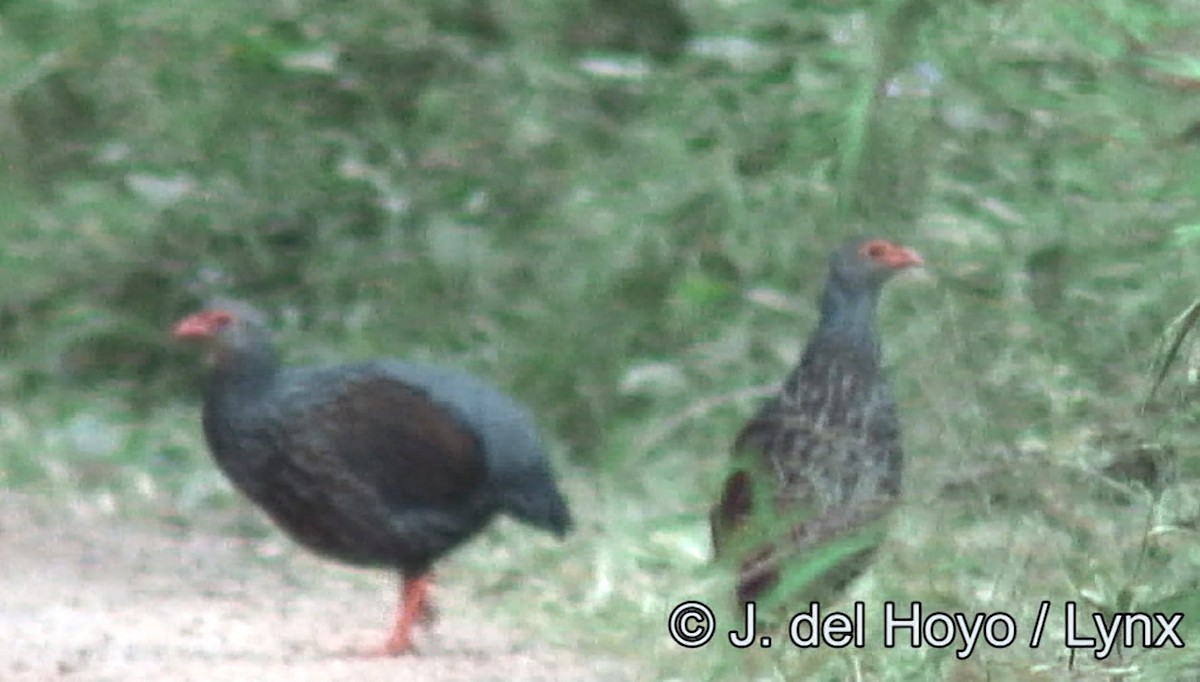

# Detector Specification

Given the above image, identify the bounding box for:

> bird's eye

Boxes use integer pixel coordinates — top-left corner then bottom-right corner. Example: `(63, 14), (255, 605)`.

(862, 241), (889, 260)
(210, 311), (234, 328)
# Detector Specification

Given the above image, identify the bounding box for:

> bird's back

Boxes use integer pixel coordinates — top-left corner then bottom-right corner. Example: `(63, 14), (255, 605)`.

(712, 333), (903, 607)
(747, 338), (902, 507)
(204, 363), (500, 568)
(336, 360), (573, 537)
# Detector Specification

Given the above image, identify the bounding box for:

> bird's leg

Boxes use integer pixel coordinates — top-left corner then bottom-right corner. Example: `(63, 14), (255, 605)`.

(417, 574), (438, 624)
(378, 573), (433, 656)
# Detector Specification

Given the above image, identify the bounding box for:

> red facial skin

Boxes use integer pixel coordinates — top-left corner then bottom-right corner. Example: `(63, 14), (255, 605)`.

(172, 310), (232, 340)
(859, 239), (923, 270)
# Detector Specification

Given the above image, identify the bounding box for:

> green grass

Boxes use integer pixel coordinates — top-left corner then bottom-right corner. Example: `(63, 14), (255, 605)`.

(4, 0), (1200, 678)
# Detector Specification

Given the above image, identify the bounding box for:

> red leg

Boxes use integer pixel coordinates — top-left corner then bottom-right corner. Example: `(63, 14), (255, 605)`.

(378, 574), (432, 656)
(417, 575), (437, 625)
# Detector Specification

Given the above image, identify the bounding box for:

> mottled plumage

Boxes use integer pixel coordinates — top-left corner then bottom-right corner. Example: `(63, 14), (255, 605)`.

(174, 300), (572, 655)
(710, 238), (921, 608)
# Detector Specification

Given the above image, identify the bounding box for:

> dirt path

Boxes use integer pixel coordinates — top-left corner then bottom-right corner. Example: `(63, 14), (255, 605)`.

(0, 494), (628, 682)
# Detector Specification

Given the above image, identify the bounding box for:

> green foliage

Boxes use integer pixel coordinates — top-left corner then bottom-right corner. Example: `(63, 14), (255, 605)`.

(5, 0), (1200, 677)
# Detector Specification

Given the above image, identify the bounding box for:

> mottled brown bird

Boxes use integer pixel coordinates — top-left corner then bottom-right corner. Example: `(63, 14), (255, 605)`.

(173, 301), (573, 655)
(711, 237), (921, 609)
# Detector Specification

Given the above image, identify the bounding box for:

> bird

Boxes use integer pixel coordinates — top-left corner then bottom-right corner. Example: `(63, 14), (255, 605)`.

(172, 300), (573, 656)
(710, 237), (921, 612)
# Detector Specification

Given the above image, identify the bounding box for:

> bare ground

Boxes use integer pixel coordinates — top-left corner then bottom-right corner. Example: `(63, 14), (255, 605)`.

(0, 493), (629, 682)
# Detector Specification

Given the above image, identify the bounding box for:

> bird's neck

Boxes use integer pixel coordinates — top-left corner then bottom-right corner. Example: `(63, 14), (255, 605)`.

(812, 279), (882, 363)
(209, 343), (280, 396)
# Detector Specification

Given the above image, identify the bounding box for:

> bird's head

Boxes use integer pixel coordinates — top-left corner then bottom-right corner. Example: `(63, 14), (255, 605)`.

(172, 300), (273, 367)
(172, 309), (234, 341)
(830, 237), (923, 292)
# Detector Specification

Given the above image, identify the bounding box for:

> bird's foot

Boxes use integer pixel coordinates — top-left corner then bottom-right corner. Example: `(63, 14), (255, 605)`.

(418, 597), (438, 625)
(345, 573), (432, 657)
(342, 635), (417, 658)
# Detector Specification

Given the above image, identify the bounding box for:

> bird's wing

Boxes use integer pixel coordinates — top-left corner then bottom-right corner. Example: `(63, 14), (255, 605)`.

(711, 353), (894, 588)
(733, 498), (893, 605)
(710, 469), (751, 559)
(287, 371), (490, 511)
(712, 393), (808, 560)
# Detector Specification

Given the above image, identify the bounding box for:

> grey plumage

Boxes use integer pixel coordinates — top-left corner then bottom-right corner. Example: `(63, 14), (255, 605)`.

(174, 300), (573, 654)
(188, 306), (571, 574)
(711, 237), (920, 608)
(371, 360), (574, 537)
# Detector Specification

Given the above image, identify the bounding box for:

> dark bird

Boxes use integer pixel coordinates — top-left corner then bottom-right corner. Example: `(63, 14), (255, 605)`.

(710, 237), (921, 610)
(172, 301), (573, 655)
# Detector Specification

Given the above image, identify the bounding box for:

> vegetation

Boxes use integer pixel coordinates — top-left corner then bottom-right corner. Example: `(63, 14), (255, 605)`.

(3, 0), (1200, 678)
